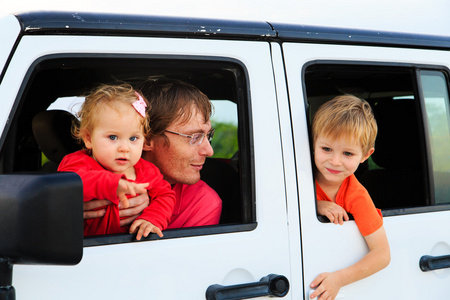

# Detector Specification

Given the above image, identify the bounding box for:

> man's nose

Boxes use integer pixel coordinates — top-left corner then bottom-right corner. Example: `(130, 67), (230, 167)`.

(199, 137), (214, 157)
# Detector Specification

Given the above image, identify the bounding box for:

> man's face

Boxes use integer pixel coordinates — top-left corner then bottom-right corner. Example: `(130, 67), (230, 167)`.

(143, 106), (214, 185)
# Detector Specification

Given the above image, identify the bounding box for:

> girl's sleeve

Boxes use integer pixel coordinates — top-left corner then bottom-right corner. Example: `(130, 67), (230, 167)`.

(58, 154), (122, 204)
(136, 165), (176, 230)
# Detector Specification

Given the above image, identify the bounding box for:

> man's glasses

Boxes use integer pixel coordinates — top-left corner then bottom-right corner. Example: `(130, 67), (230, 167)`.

(165, 128), (215, 146)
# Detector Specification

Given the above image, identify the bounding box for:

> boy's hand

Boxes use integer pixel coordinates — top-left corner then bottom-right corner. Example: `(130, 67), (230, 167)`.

(310, 272), (342, 300)
(317, 200), (349, 225)
(130, 219), (163, 240)
(117, 179), (149, 209)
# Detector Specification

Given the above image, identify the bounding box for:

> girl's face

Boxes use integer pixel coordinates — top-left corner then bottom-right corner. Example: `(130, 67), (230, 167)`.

(314, 134), (373, 187)
(83, 101), (145, 179)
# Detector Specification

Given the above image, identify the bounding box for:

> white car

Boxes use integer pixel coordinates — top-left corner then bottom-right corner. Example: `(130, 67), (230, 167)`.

(0, 11), (449, 300)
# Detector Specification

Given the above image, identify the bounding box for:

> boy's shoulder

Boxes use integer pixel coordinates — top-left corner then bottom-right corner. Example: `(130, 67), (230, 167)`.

(340, 174), (371, 203)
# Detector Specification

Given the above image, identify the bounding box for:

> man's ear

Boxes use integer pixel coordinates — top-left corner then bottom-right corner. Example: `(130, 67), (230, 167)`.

(81, 129), (93, 150)
(142, 139), (154, 151)
(361, 147), (375, 163)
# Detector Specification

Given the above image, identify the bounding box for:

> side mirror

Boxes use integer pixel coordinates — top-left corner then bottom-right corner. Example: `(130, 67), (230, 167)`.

(0, 172), (83, 299)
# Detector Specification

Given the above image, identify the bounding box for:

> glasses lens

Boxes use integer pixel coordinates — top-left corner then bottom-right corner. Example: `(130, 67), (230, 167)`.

(207, 128), (215, 142)
(190, 133), (204, 145)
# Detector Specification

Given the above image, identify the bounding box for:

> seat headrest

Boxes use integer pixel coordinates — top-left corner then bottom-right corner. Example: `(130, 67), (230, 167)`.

(371, 99), (421, 170)
(32, 110), (81, 164)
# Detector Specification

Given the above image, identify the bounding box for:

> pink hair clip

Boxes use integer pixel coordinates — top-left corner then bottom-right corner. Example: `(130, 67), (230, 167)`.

(132, 92), (147, 118)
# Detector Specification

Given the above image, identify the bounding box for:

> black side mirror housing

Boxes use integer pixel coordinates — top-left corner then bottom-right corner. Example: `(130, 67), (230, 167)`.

(0, 172), (83, 265)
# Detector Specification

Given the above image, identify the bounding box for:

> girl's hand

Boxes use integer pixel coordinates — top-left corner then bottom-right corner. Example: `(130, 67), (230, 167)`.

(317, 200), (349, 225)
(130, 219), (163, 240)
(310, 272), (342, 300)
(117, 180), (149, 209)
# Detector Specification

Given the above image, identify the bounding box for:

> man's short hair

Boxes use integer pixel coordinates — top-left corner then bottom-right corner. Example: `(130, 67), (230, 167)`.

(136, 78), (212, 145)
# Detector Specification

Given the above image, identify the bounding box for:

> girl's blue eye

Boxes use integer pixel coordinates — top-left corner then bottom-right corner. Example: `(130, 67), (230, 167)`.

(109, 135), (117, 141)
(130, 136), (138, 142)
(344, 152), (353, 157)
(322, 147), (331, 152)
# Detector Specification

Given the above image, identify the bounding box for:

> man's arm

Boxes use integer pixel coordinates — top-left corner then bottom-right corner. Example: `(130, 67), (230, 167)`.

(83, 193), (149, 226)
(83, 200), (109, 219)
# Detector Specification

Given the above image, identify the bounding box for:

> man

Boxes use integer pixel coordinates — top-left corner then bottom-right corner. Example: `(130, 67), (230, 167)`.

(83, 79), (222, 230)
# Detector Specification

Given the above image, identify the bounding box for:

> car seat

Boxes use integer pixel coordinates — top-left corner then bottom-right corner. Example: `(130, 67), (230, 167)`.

(32, 110), (81, 172)
(201, 157), (241, 224)
(358, 98), (427, 209)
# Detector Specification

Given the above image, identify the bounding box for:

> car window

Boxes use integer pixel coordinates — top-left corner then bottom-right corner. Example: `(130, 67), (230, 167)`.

(0, 55), (253, 245)
(210, 100), (238, 160)
(420, 70), (450, 205)
(304, 63), (450, 217)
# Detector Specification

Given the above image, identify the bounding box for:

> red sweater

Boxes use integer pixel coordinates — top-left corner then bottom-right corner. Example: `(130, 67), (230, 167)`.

(58, 150), (175, 236)
(168, 180), (222, 229)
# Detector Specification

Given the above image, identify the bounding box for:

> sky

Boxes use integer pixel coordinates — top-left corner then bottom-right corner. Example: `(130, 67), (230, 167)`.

(2, 0), (450, 36)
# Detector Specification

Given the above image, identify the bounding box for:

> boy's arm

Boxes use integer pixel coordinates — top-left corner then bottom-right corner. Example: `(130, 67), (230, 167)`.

(317, 200), (349, 225)
(310, 226), (390, 300)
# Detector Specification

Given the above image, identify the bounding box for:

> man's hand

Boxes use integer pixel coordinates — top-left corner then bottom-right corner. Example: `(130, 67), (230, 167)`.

(83, 193), (149, 226)
(83, 200), (110, 219)
(317, 200), (349, 225)
(119, 193), (149, 227)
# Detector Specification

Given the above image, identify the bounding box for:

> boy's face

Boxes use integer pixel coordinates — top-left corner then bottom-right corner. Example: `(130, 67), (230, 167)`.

(314, 135), (374, 186)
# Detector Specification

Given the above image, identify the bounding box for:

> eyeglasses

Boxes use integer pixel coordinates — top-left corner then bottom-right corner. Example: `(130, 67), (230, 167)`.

(165, 128), (215, 146)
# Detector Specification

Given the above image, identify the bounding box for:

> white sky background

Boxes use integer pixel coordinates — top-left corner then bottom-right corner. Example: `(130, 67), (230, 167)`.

(2, 0), (450, 36)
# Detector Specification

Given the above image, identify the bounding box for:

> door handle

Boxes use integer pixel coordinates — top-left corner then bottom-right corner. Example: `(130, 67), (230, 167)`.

(420, 254), (450, 272)
(206, 274), (289, 300)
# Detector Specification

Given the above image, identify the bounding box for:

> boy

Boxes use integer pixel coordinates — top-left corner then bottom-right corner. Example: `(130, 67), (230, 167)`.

(309, 95), (390, 300)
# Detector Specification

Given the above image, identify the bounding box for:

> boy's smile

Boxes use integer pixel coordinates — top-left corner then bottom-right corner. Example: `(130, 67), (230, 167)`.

(314, 135), (373, 188)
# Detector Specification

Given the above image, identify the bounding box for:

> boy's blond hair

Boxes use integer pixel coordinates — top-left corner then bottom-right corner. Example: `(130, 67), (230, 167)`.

(312, 95), (377, 155)
(73, 83), (151, 146)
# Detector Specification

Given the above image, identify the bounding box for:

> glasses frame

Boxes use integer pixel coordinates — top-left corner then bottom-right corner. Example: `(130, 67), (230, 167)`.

(164, 128), (215, 145)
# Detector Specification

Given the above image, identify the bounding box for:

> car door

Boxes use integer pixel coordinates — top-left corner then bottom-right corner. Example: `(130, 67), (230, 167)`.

(0, 14), (298, 299)
(282, 40), (450, 299)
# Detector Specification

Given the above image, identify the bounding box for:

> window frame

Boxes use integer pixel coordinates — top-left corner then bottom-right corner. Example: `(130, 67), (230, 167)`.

(0, 52), (257, 247)
(302, 60), (450, 218)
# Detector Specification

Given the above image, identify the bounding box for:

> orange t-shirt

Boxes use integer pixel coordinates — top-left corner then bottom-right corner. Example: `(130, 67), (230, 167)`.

(316, 174), (383, 236)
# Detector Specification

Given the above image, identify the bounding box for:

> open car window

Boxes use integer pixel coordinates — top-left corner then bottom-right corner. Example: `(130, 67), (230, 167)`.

(0, 55), (255, 245)
(304, 63), (450, 217)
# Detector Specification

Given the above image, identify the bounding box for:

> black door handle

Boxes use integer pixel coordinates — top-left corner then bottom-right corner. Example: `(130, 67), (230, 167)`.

(206, 274), (289, 300)
(420, 254), (450, 271)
